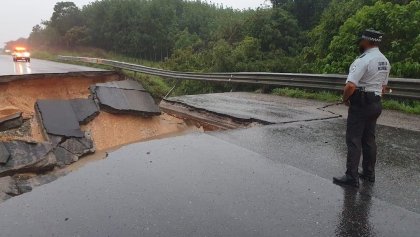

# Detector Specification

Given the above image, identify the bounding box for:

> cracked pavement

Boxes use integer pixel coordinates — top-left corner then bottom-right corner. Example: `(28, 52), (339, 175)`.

(0, 92), (418, 236)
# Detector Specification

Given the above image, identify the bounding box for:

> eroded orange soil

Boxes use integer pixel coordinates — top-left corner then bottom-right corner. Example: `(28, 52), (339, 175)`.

(0, 76), (116, 118)
(0, 75), (201, 148)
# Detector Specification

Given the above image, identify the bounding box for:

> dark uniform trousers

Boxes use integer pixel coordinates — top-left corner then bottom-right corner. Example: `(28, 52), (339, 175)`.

(346, 91), (382, 178)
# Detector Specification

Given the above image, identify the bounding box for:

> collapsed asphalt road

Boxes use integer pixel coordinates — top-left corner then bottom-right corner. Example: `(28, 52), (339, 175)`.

(0, 70), (201, 203)
(0, 91), (418, 236)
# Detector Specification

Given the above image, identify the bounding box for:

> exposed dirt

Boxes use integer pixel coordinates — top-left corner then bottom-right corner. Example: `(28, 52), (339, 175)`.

(82, 112), (202, 151)
(0, 75), (117, 118)
(0, 74), (202, 150)
(0, 106), (20, 119)
(0, 73), (204, 203)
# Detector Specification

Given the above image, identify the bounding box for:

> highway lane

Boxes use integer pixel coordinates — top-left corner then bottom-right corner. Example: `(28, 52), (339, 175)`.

(0, 54), (105, 76)
(0, 133), (418, 237)
(168, 92), (420, 213)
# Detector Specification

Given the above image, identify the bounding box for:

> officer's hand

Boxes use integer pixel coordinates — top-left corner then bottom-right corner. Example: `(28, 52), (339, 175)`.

(344, 100), (351, 107)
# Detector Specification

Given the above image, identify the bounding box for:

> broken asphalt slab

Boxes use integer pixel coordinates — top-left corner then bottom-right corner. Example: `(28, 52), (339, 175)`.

(164, 92), (339, 124)
(0, 141), (56, 177)
(91, 80), (161, 116)
(36, 99), (96, 166)
(53, 147), (79, 167)
(0, 143), (10, 164)
(59, 136), (95, 157)
(0, 108), (23, 132)
(36, 100), (85, 138)
(54, 136), (95, 167)
(0, 133), (418, 237)
(69, 98), (100, 125)
(0, 176), (19, 201)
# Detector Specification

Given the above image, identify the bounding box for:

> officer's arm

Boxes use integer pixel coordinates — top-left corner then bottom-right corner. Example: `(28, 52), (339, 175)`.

(343, 82), (357, 104)
(382, 63), (391, 94)
(344, 59), (367, 104)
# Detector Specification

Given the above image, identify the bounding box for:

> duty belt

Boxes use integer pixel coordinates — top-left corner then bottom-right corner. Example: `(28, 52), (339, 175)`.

(351, 89), (381, 106)
(356, 87), (366, 92)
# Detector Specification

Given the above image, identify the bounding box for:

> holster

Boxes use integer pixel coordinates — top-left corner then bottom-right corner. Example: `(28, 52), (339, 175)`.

(350, 90), (380, 106)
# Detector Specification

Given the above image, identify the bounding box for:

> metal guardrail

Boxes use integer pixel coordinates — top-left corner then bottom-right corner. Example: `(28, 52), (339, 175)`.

(58, 56), (420, 100)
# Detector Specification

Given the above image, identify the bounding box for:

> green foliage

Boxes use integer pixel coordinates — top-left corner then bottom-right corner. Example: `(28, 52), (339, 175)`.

(64, 26), (91, 48)
(50, 2), (83, 35)
(272, 87), (420, 114)
(26, 0), (419, 84)
(304, 0), (374, 60)
(272, 88), (340, 102)
(175, 81), (232, 95)
(126, 72), (171, 98)
(322, 1), (420, 77)
(382, 99), (420, 114)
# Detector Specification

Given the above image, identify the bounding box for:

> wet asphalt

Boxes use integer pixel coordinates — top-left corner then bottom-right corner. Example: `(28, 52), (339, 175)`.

(0, 133), (418, 237)
(0, 55), (104, 76)
(213, 119), (420, 213)
(0, 86), (419, 236)
(166, 92), (338, 124)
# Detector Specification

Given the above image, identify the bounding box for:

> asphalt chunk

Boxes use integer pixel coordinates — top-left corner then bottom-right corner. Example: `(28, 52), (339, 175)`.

(0, 176), (19, 200)
(36, 100), (84, 138)
(59, 136), (95, 157)
(91, 81), (161, 116)
(69, 99), (99, 125)
(53, 147), (79, 167)
(0, 143), (10, 165)
(0, 108), (23, 132)
(0, 141), (56, 176)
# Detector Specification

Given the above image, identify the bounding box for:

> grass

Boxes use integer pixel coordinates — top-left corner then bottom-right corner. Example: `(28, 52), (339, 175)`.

(123, 71), (171, 98)
(272, 87), (420, 115)
(382, 99), (420, 114)
(272, 87), (340, 102)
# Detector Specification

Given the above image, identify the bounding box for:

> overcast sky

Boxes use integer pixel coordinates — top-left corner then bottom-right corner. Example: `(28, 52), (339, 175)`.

(0, 0), (268, 46)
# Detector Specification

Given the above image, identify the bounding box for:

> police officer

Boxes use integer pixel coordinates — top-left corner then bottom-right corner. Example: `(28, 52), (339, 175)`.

(333, 29), (390, 187)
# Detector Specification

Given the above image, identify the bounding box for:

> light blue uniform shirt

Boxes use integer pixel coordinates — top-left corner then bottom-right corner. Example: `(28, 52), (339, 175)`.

(346, 47), (391, 95)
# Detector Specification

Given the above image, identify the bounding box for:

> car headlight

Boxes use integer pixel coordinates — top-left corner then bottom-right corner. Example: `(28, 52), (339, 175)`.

(23, 52), (30, 57)
(16, 53), (22, 57)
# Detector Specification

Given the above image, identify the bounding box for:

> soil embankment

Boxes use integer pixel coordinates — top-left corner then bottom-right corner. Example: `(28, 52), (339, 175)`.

(0, 74), (200, 148)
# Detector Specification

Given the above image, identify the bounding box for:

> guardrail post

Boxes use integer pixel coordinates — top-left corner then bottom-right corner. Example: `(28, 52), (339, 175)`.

(164, 80), (181, 99)
(261, 85), (271, 94)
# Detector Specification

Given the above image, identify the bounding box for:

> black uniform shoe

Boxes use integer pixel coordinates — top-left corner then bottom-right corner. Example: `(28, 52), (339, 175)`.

(333, 175), (359, 188)
(359, 173), (375, 183)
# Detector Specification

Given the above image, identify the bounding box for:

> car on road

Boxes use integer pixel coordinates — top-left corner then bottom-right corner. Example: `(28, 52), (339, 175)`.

(12, 47), (31, 62)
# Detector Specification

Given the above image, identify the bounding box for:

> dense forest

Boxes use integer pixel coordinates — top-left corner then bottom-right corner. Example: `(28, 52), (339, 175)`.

(11, 0), (420, 78)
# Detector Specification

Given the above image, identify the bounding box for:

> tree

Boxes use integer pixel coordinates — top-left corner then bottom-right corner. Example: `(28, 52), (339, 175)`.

(323, 1), (420, 77)
(245, 8), (301, 54)
(49, 2), (82, 35)
(64, 26), (91, 48)
(270, 0), (293, 8)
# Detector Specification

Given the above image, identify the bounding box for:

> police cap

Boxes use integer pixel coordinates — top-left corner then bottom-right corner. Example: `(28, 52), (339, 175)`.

(359, 29), (384, 43)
